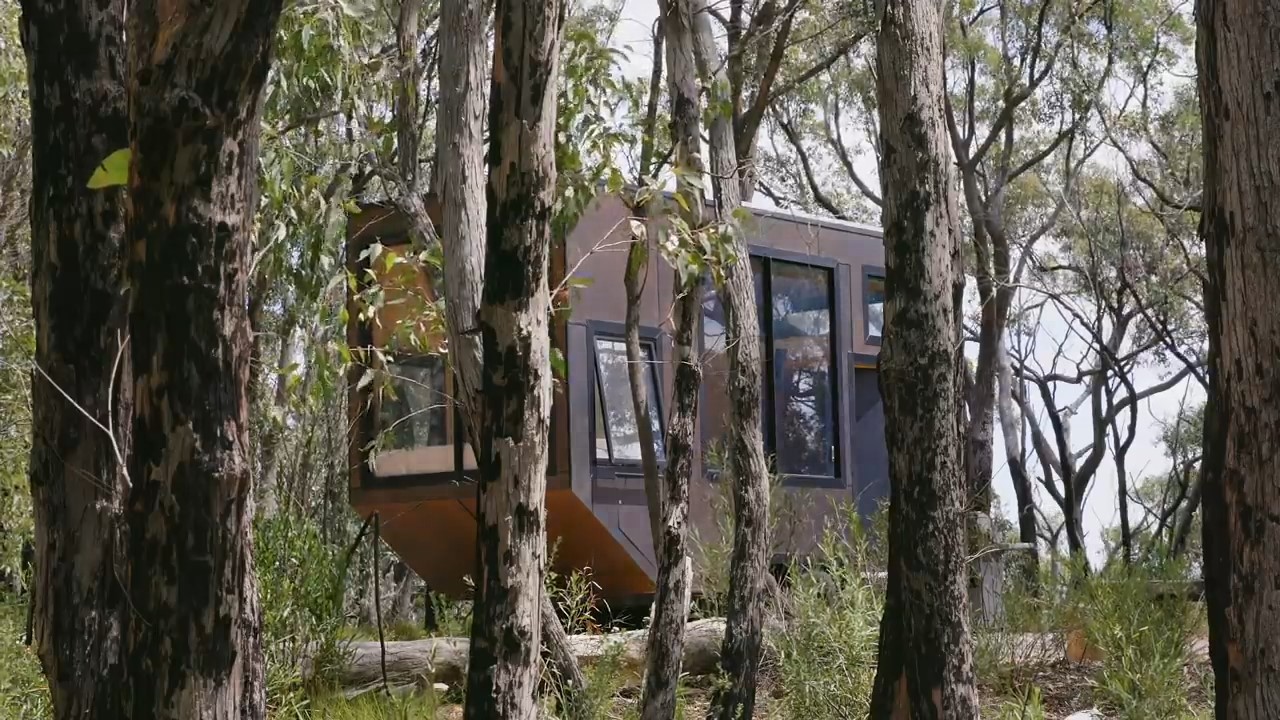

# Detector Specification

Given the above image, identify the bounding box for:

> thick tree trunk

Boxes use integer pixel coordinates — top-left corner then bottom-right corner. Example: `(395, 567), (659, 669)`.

(688, 2), (773, 717)
(426, 0), (587, 700)
(868, 0), (980, 715)
(462, 1), (565, 717)
(1197, 1), (1280, 716)
(18, 1), (130, 716)
(121, 2), (283, 717)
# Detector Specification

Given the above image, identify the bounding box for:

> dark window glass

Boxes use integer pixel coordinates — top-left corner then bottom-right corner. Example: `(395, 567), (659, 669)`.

(594, 337), (665, 462)
(771, 262), (836, 476)
(866, 275), (885, 339)
(701, 257), (839, 479)
(378, 356), (448, 449)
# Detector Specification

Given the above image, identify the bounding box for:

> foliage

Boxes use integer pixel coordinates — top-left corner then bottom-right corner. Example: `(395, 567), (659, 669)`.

(1069, 561), (1205, 719)
(0, 600), (49, 719)
(257, 511), (351, 715)
(772, 508), (882, 720)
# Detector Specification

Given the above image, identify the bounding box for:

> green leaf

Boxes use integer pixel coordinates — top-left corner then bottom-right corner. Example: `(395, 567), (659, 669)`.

(550, 347), (567, 379)
(87, 148), (131, 189)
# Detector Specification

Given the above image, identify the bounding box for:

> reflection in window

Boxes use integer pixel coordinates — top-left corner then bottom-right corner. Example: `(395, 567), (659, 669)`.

(378, 356), (448, 450)
(594, 337), (665, 463)
(771, 262), (835, 476)
(866, 274), (885, 340)
(702, 257), (839, 479)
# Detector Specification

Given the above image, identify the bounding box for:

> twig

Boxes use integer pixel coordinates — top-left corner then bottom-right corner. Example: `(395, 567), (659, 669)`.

(373, 512), (389, 694)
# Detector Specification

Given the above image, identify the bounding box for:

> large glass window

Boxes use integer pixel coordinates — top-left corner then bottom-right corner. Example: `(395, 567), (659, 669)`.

(702, 256), (838, 479)
(378, 356), (448, 450)
(594, 336), (665, 463)
(865, 272), (885, 342)
(372, 354), (478, 476)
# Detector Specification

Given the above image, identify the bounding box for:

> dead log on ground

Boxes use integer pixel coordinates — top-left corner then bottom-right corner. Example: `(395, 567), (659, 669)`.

(321, 618), (749, 696)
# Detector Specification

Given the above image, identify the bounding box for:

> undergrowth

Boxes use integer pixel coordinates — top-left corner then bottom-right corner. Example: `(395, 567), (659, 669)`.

(0, 599), (48, 718)
(771, 508), (882, 720)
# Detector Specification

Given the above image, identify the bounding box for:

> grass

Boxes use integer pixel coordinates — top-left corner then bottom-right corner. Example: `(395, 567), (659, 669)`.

(0, 599), (50, 719)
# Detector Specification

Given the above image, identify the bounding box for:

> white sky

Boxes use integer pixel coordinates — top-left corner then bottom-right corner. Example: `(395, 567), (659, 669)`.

(600, 0), (1202, 562)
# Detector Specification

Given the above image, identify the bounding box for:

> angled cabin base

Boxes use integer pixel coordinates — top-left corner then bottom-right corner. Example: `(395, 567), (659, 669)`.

(346, 195), (890, 603)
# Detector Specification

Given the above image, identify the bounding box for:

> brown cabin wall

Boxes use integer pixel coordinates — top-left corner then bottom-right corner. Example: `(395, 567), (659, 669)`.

(561, 195), (886, 575)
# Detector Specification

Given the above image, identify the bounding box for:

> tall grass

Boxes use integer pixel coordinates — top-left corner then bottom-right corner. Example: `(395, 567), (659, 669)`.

(0, 599), (49, 718)
(771, 509), (882, 720)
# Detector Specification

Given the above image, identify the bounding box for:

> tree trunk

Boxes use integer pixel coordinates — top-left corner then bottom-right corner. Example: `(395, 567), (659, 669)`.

(18, 1), (130, 716)
(426, 0), (587, 701)
(634, 12), (700, 718)
(1197, 1), (1280, 715)
(121, 2), (283, 716)
(462, 1), (565, 717)
(997, 343), (1039, 586)
(867, 0), (980, 715)
(395, 0), (423, 189)
(436, 0), (489, 434)
(685, 2), (773, 718)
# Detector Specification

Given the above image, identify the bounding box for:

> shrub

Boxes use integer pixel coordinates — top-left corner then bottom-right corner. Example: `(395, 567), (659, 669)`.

(772, 508), (882, 720)
(1068, 561), (1203, 719)
(257, 511), (350, 717)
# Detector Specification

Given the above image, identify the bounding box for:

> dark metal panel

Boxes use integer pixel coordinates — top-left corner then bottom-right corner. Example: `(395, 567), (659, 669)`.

(835, 263), (855, 493)
(853, 368), (889, 517)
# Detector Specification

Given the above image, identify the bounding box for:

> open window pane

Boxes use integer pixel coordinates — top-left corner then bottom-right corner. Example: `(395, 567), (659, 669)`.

(771, 261), (836, 476)
(866, 275), (885, 339)
(594, 337), (665, 463)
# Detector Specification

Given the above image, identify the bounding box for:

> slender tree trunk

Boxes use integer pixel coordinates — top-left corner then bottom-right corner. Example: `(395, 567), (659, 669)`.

(867, 0), (980, 715)
(1197, 1), (1280, 715)
(462, 1), (565, 717)
(121, 2), (283, 716)
(638, 10), (701, 718)
(18, 1), (130, 716)
(436, 0), (489, 435)
(683, 2), (772, 718)
(396, 0), (423, 188)
(625, 239), (663, 546)
(996, 342), (1039, 585)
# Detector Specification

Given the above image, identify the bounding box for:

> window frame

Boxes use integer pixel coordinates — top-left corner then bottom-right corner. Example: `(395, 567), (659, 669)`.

(586, 321), (667, 468)
(701, 246), (846, 489)
(862, 264), (885, 346)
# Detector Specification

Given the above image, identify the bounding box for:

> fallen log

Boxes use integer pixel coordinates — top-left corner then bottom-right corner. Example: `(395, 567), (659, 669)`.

(322, 617), (742, 695)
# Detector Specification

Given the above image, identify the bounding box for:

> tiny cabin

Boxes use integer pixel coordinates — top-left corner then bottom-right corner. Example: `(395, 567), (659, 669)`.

(346, 193), (889, 604)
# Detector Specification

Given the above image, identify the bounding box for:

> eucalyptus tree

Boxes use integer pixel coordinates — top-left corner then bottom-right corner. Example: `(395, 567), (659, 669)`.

(868, 0), (979, 714)
(461, 0), (566, 715)
(1197, 0), (1280, 713)
(120, 0), (286, 715)
(18, 0), (129, 715)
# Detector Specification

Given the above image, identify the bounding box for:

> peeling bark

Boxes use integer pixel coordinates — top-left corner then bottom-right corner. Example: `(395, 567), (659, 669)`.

(121, 0), (284, 716)
(462, 1), (566, 717)
(1196, 0), (1280, 715)
(868, 0), (979, 715)
(18, 0), (130, 716)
